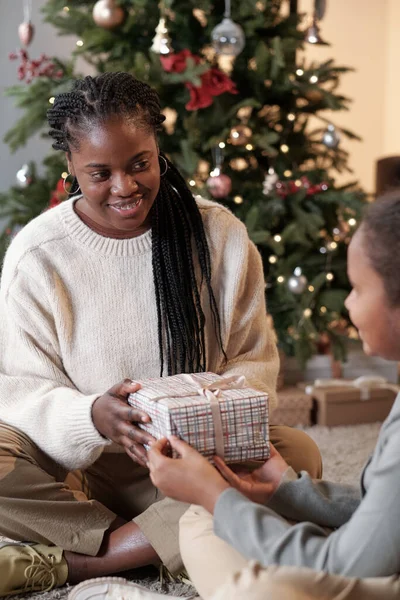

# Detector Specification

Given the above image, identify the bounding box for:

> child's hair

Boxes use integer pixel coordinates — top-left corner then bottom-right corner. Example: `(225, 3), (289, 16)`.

(47, 72), (225, 375)
(359, 192), (400, 306)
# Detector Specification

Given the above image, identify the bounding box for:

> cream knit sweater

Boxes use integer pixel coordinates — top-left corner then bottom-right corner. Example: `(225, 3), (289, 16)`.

(0, 196), (278, 471)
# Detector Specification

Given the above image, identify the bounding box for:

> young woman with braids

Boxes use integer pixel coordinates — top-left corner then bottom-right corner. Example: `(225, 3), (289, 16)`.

(0, 72), (321, 595)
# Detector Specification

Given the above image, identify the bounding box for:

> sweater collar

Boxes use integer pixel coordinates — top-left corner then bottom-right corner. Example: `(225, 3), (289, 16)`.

(59, 197), (153, 257)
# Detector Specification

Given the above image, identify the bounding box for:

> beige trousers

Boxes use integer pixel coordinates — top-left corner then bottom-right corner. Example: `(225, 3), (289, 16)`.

(0, 422), (321, 575)
(180, 505), (400, 600)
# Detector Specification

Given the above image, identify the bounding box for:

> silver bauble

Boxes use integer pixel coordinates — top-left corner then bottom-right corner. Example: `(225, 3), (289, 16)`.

(16, 164), (32, 188)
(322, 124), (340, 149)
(211, 17), (245, 56)
(287, 274), (308, 295)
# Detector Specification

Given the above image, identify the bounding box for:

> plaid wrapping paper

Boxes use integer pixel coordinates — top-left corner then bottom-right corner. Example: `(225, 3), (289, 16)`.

(128, 372), (270, 463)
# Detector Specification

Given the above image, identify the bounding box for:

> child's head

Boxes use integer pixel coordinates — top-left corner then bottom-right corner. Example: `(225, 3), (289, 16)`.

(345, 192), (400, 360)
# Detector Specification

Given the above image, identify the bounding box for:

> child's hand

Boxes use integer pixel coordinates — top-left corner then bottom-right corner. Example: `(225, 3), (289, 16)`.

(147, 436), (229, 513)
(214, 443), (289, 505)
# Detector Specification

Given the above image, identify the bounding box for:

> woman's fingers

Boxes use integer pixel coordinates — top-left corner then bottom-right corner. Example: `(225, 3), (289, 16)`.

(214, 456), (242, 486)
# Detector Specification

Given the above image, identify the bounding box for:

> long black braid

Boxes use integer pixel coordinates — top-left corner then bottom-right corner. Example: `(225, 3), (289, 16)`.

(48, 72), (226, 375)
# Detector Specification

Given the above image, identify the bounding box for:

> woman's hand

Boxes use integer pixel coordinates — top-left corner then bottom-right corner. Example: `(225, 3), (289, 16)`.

(92, 378), (155, 467)
(214, 443), (289, 505)
(147, 436), (229, 513)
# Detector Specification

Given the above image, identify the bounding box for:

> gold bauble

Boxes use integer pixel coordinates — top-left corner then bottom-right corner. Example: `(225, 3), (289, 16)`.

(229, 125), (252, 146)
(304, 89), (324, 103)
(92, 0), (125, 29)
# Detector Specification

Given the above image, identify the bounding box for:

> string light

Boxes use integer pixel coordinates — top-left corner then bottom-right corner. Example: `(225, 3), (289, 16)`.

(320, 247), (327, 254)
(49, 97), (55, 104)
(280, 144), (289, 153)
(76, 40), (84, 47)
(308, 285), (314, 292)
(277, 275), (285, 283)
(326, 272), (334, 281)
(218, 142), (225, 149)
(296, 69), (304, 76)
(189, 180), (196, 187)
(328, 241), (338, 251)
(320, 306), (327, 313)
(63, 6), (70, 12)
(287, 113), (295, 121)
(309, 75), (319, 84)
(294, 179), (302, 187)
(232, 131), (240, 139)
(246, 144), (253, 150)
(348, 218), (357, 226)
(303, 308), (312, 318)
(234, 195), (243, 204)
(269, 255), (278, 264)
(283, 169), (292, 177)
(273, 235), (281, 242)
(61, 171), (68, 179)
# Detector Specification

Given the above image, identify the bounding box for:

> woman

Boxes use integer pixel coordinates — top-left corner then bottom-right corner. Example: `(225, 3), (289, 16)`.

(0, 72), (320, 596)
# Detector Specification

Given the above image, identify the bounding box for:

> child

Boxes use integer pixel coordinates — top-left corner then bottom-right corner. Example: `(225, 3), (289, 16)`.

(73, 192), (400, 599)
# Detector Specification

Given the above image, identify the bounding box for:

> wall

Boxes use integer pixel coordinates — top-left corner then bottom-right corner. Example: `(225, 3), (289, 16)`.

(299, 0), (388, 194)
(0, 1), (77, 192)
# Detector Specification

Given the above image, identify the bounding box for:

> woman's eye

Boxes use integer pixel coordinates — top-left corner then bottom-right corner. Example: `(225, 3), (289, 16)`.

(91, 171), (109, 181)
(133, 160), (149, 171)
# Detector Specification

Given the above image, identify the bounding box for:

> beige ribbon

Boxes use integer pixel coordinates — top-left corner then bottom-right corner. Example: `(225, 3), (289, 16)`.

(306, 375), (399, 401)
(180, 374), (247, 459)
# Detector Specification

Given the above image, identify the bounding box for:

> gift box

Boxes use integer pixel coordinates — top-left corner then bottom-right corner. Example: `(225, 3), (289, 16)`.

(305, 376), (398, 426)
(128, 372), (269, 463)
(270, 386), (312, 427)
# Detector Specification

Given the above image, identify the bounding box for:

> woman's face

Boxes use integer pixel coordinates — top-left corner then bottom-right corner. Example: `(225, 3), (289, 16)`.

(67, 116), (160, 235)
(345, 229), (400, 361)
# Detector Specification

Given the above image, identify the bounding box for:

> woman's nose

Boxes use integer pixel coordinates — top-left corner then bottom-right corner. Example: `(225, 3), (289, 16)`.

(111, 174), (139, 197)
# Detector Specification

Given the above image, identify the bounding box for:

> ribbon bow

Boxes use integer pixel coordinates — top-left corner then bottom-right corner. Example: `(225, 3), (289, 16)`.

(306, 375), (399, 401)
(180, 374), (247, 458)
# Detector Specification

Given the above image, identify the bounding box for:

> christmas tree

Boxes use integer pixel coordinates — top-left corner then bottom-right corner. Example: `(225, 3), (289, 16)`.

(0, 0), (365, 365)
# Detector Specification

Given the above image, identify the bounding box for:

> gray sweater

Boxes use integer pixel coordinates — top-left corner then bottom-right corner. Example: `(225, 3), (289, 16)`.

(214, 394), (400, 578)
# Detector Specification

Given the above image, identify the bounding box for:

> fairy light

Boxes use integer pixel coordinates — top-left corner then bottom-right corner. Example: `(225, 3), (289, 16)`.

(283, 169), (292, 177)
(287, 113), (295, 121)
(309, 75), (319, 84)
(296, 69), (304, 76)
(61, 171), (68, 179)
(273, 235), (282, 242)
(269, 255), (278, 264)
(326, 272), (334, 281)
(320, 306), (327, 314)
(308, 285), (314, 292)
(63, 6), (70, 11)
(76, 40), (84, 47)
(234, 195), (243, 204)
(280, 144), (289, 153)
(303, 308), (312, 318)
(232, 130), (240, 139)
(348, 218), (357, 226)
(246, 144), (253, 150)
(219, 142), (226, 149)
(320, 247), (327, 254)
(189, 180), (196, 187)
(49, 97), (55, 104)
(328, 241), (338, 250)
(294, 179), (302, 187)
(277, 275), (285, 283)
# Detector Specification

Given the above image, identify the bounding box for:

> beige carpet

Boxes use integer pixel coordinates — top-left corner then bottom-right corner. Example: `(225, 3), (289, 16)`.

(2, 421), (381, 599)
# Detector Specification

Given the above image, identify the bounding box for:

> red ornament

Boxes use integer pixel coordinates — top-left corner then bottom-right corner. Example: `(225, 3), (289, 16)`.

(47, 178), (70, 210)
(160, 49), (200, 73)
(9, 49), (63, 83)
(18, 21), (35, 46)
(206, 174), (232, 199)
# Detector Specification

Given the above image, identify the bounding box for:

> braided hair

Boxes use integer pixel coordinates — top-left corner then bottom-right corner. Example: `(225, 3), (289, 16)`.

(48, 72), (226, 375)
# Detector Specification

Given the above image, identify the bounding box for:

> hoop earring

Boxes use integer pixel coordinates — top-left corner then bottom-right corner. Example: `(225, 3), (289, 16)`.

(159, 155), (168, 177)
(63, 173), (81, 196)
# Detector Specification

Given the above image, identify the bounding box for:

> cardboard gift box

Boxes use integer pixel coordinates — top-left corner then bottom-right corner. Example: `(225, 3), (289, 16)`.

(270, 386), (312, 427)
(128, 372), (269, 463)
(305, 377), (398, 426)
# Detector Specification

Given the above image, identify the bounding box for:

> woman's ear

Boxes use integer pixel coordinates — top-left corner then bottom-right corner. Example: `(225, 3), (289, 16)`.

(65, 152), (74, 176)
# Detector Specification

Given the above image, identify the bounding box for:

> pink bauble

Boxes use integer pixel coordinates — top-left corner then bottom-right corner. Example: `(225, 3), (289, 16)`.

(92, 0), (125, 29)
(206, 174), (232, 199)
(18, 21), (35, 46)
